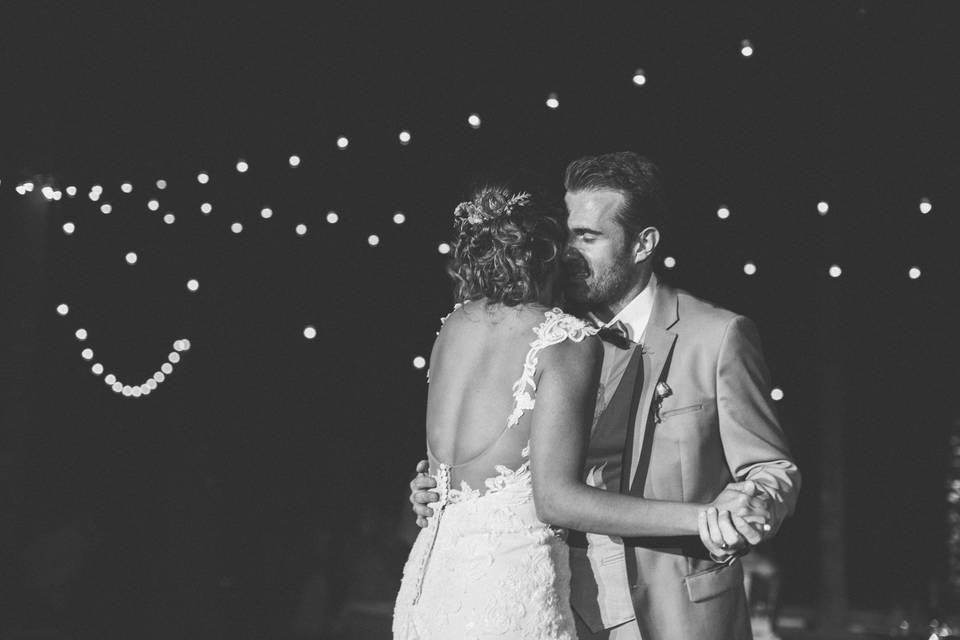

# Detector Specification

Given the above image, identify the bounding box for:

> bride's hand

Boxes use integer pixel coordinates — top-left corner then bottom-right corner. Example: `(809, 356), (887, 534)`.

(709, 480), (771, 525)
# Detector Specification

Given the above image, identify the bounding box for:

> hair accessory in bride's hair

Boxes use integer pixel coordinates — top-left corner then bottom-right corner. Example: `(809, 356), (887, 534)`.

(453, 190), (532, 225)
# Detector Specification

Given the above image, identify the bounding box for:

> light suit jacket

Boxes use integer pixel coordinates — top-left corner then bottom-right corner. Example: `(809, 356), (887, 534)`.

(569, 281), (800, 640)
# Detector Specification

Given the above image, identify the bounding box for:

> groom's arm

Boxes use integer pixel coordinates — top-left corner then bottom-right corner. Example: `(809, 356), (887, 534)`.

(716, 315), (801, 536)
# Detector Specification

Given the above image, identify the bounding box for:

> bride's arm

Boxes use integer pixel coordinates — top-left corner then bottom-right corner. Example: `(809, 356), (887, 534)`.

(530, 336), (768, 537)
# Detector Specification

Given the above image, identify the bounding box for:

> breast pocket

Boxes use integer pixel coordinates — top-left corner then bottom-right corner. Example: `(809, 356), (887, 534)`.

(659, 402), (704, 420)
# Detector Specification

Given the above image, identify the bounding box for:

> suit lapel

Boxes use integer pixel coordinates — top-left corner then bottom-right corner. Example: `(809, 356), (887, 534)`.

(628, 282), (679, 494)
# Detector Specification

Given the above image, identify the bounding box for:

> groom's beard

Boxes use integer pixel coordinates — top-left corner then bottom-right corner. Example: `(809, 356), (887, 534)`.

(564, 253), (635, 313)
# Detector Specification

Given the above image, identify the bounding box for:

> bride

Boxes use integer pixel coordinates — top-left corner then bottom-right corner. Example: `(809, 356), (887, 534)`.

(392, 185), (769, 639)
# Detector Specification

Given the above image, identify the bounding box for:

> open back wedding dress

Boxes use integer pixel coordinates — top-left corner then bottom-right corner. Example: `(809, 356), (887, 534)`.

(393, 306), (595, 640)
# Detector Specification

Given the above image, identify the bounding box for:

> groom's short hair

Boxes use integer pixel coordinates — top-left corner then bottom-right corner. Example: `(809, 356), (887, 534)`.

(563, 151), (667, 242)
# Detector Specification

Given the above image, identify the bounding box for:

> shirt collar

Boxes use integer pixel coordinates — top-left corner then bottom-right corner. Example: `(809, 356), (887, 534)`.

(586, 273), (658, 343)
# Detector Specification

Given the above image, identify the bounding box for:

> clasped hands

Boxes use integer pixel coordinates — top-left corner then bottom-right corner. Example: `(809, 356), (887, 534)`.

(698, 479), (773, 563)
(409, 460), (772, 563)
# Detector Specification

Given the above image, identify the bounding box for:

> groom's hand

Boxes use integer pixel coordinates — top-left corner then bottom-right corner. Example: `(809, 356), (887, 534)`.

(409, 459), (438, 528)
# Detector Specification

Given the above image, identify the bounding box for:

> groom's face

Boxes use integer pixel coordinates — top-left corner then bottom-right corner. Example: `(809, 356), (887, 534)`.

(562, 189), (636, 308)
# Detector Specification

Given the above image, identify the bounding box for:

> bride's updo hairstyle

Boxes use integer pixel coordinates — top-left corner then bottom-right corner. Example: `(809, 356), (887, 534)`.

(448, 185), (566, 307)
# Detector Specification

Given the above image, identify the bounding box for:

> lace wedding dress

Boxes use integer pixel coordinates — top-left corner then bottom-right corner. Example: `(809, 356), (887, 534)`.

(393, 308), (596, 640)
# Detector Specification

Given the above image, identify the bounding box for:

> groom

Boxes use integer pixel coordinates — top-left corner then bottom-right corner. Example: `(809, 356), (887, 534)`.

(410, 152), (800, 639)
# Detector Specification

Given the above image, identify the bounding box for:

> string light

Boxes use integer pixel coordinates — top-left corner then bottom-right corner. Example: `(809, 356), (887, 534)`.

(663, 256), (677, 269)
(326, 211), (339, 224)
(399, 130), (412, 145)
(295, 223), (307, 236)
(303, 325), (317, 340)
(200, 202), (212, 214)
(919, 198), (932, 214)
(438, 242), (451, 255)
(467, 113), (481, 129)
(125, 252), (138, 265)
(368, 234), (380, 247)
(156, 179), (167, 190)
(56, 304), (70, 316)
(52, 190), (62, 201)
(22, 181), (34, 192)
(288, 155), (301, 167)
(186, 279), (199, 292)
(817, 201), (829, 215)
(413, 356), (426, 369)
(62, 222), (76, 235)
(632, 68), (647, 86)
(100, 203), (112, 214)
(743, 261), (757, 276)
(147, 199), (159, 211)
(908, 266), (922, 280)
(771, 388), (784, 401)
(717, 205), (730, 220)
(236, 159), (249, 173)
(828, 264), (842, 278)
(393, 211), (406, 224)
(15, 184), (26, 195)
(163, 213), (175, 224)
(89, 188), (101, 202)
(260, 207), (273, 219)
(81, 337), (191, 397)
(121, 182), (133, 193)
(41, 186), (55, 200)
(230, 222), (243, 234)
(336, 136), (349, 150)
(75, 328), (87, 340)
(197, 172), (209, 184)
(546, 93), (559, 109)
(740, 39), (754, 57)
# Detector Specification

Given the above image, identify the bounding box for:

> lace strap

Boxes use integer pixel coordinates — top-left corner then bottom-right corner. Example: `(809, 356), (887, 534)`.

(505, 309), (597, 430)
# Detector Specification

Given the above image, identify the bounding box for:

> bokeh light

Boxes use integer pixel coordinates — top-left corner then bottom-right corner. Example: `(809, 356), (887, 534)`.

(546, 93), (559, 109)
(399, 130), (412, 145)
(186, 279), (199, 292)
(75, 328), (87, 340)
(197, 172), (209, 184)
(326, 211), (339, 224)
(200, 202), (213, 214)
(125, 252), (138, 265)
(717, 205), (730, 220)
(289, 155), (301, 167)
(467, 113), (481, 129)
(56, 304), (69, 316)
(261, 207), (273, 219)
(156, 179), (167, 190)
(908, 266), (922, 280)
(303, 325), (317, 340)
(413, 356), (426, 370)
(740, 39), (754, 57)
(817, 201), (829, 215)
(368, 234), (380, 247)
(632, 68), (646, 86)
(438, 242), (451, 255)
(743, 262), (757, 276)
(919, 198), (932, 214)
(663, 256), (677, 269)
(230, 222), (243, 234)
(828, 264), (842, 278)
(100, 203), (112, 214)
(771, 388), (784, 401)
(121, 182), (133, 193)
(393, 211), (406, 225)
(163, 213), (175, 224)
(236, 159), (249, 173)
(295, 223), (307, 236)
(336, 136), (349, 149)
(62, 222), (76, 235)
(147, 199), (159, 211)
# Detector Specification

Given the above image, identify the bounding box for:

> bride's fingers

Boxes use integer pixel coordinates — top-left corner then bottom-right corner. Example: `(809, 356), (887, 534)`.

(415, 459), (429, 474)
(705, 508), (726, 550)
(717, 511), (744, 547)
(416, 516), (428, 529)
(731, 515), (762, 545)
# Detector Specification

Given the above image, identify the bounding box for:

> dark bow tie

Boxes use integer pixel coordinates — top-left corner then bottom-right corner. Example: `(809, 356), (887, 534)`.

(596, 320), (632, 349)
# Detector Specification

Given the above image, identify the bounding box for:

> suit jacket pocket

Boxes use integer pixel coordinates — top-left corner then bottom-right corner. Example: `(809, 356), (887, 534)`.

(683, 559), (743, 603)
(659, 402), (704, 420)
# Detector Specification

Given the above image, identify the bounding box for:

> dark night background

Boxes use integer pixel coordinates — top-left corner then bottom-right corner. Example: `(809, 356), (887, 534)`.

(1, 2), (959, 638)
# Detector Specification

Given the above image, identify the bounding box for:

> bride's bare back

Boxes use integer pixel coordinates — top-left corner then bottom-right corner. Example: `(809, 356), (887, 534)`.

(425, 300), (553, 490)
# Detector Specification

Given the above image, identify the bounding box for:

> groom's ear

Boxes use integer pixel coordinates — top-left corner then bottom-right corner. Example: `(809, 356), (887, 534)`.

(633, 227), (660, 264)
